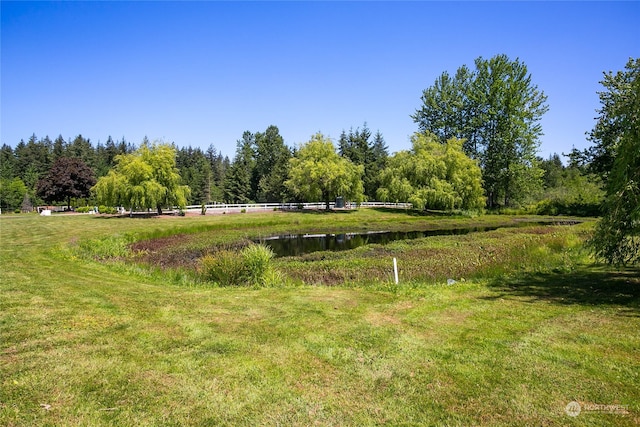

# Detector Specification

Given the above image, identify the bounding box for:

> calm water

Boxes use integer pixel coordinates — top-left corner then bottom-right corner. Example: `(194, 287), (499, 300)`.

(254, 221), (578, 257)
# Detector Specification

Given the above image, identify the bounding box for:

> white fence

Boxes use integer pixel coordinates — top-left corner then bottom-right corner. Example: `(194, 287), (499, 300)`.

(184, 201), (412, 214)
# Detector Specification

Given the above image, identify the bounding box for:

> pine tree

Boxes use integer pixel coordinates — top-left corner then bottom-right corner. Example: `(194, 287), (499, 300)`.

(223, 132), (255, 203)
(338, 124), (388, 200)
(253, 125), (291, 202)
(0, 144), (16, 180)
(52, 135), (67, 161)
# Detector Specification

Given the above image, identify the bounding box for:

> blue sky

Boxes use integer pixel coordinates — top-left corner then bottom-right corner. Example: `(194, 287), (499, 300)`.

(2, 1), (638, 160)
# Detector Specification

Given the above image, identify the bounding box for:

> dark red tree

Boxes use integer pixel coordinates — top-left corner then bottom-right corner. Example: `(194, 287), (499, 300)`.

(37, 157), (96, 209)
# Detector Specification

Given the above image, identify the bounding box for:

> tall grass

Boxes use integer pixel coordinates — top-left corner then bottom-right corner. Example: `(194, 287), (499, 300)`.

(199, 244), (278, 286)
(242, 244), (277, 285)
(76, 233), (135, 260)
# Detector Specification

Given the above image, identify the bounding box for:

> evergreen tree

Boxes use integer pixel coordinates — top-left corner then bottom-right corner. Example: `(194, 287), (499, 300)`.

(565, 146), (591, 173)
(95, 141), (108, 178)
(52, 135), (67, 161)
(205, 144), (227, 202)
(67, 135), (95, 169)
(338, 124), (371, 165)
(13, 135), (51, 191)
(106, 136), (120, 165)
(25, 134), (52, 178)
(338, 124), (388, 200)
(367, 130), (389, 199)
(539, 153), (564, 189)
(21, 192), (34, 213)
(41, 136), (53, 161)
(195, 151), (212, 204)
(0, 144), (15, 180)
(13, 139), (27, 180)
(177, 146), (212, 204)
(224, 132), (255, 203)
(253, 125), (291, 202)
(117, 136), (135, 154)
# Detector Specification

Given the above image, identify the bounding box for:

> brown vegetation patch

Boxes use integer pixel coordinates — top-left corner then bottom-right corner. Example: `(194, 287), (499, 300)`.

(138, 248), (204, 270)
(131, 233), (192, 253)
(365, 311), (402, 327)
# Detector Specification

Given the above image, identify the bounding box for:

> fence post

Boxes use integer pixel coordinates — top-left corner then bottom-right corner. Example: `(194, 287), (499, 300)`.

(393, 257), (398, 284)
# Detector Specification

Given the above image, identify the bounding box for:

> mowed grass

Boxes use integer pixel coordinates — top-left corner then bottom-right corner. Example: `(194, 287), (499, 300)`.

(1, 210), (639, 426)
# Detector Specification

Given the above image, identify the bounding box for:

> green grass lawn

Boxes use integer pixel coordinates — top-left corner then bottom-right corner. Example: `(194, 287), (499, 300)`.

(1, 210), (638, 426)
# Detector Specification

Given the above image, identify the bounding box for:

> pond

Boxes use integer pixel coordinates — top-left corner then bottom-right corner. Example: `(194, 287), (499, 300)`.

(254, 221), (580, 257)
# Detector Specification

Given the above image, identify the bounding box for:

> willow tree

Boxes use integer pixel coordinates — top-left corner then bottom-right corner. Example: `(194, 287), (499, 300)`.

(377, 132), (485, 211)
(589, 58), (640, 265)
(93, 141), (189, 214)
(286, 133), (364, 210)
(138, 142), (190, 214)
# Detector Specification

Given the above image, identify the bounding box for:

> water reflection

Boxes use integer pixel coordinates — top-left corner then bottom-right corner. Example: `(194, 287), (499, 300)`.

(257, 226), (496, 257)
(255, 221), (579, 257)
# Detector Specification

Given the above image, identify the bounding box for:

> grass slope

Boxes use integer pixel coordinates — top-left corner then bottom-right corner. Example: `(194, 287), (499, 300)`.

(1, 211), (638, 426)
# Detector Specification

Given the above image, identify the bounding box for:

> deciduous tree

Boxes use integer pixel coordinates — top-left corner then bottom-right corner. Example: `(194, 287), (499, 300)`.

(36, 157), (96, 210)
(0, 178), (28, 212)
(139, 142), (190, 214)
(377, 132), (485, 211)
(286, 133), (364, 210)
(589, 58), (640, 265)
(93, 142), (189, 214)
(412, 54), (548, 207)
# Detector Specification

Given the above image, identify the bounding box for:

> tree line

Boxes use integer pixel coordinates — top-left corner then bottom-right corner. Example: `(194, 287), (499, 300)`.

(0, 53), (620, 217)
(0, 124), (391, 212)
(1, 55), (637, 265)
(0, 125), (599, 216)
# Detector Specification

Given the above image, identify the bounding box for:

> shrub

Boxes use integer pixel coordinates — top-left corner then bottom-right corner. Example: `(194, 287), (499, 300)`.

(240, 208), (246, 213)
(76, 206), (93, 213)
(199, 244), (277, 286)
(200, 250), (246, 286)
(494, 206), (535, 215)
(98, 205), (117, 214)
(534, 199), (601, 217)
(242, 244), (275, 285)
(534, 170), (604, 217)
